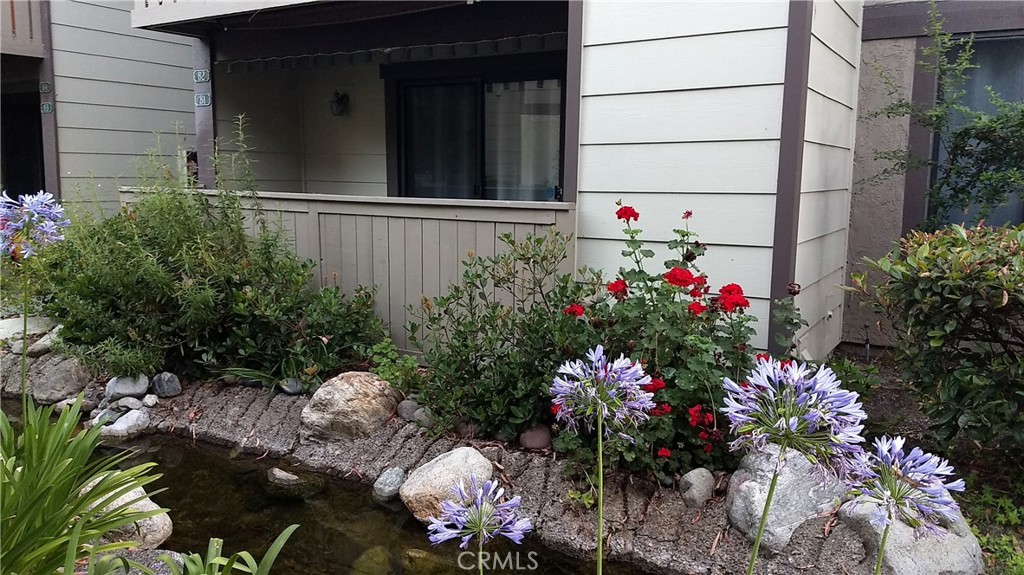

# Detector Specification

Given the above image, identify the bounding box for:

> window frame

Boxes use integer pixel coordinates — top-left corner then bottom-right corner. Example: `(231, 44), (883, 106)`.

(382, 52), (568, 201)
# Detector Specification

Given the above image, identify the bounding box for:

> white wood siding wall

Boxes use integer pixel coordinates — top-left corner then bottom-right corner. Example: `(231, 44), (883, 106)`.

(795, 0), (863, 358)
(214, 63), (388, 196)
(50, 0), (194, 212)
(576, 0), (793, 349)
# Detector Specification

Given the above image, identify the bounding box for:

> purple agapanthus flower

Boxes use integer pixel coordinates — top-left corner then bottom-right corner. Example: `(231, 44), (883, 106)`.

(427, 476), (532, 549)
(1, 190), (70, 259)
(849, 435), (965, 538)
(722, 356), (867, 478)
(550, 345), (655, 442)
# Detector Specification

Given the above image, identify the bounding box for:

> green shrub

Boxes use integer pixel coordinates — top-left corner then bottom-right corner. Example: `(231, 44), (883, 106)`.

(852, 224), (1024, 447)
(360, 338), (425, 395)
(15, 131), (383, 385)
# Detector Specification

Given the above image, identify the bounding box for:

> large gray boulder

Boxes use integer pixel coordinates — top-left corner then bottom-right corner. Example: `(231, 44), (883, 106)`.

(150, 372), (181, 398)
(83, 481), (172, 550)
(0, 315), (56, 341)
(106, 375), (150, 401)
(726, 445), (847, 553)
(0, 352), (90, 404)
(399, 447), (493, 522)
(300, 372), (398, 441)
(840, 497), (984, 575)
(98, 409), (151, 441)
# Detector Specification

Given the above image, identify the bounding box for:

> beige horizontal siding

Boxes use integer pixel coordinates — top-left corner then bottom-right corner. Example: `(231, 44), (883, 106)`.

(584, 1), (787, 46)
(801, 141), (855, 192)
(805, 89), (855, 147)
(797, 188), (850, 243)
(808, 36), (859, 108)
(795, 229), (848, 300)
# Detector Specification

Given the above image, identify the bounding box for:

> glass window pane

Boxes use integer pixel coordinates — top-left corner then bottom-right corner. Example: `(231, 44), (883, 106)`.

(403, 83), (478, 199)
(483, 79), (561, 201)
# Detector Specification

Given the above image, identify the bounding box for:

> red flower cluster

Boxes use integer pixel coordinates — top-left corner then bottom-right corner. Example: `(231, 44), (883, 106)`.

(687, 404), (714, 428)
(642, 377), (666, 393)
(651, 404), (672, 417)
(688, 301), (707, 316)
(664, 267), (695, 287)
(563, 303), (585, 317)
(657, 447), (672, 459)
(715, 283), (750, 313)
(608, 278), (628, 299)
(615, 205), (640, 222)
(755, 352), (792, 369)
(688, 404), (721, 453)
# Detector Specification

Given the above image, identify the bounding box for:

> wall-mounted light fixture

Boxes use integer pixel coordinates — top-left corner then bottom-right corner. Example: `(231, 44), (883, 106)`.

(330, 90), (350, 117)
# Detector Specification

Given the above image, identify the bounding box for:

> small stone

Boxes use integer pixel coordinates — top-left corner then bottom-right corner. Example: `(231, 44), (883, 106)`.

(116, 397), (144, 411)
(373, 467), (406, 503)
(351, 545), (390, 575)
(98, 409), (150, 441)
(453, 419), (479, 438)
(267, 467), (301, 485)
(262, 467), (324, 499)
(480, 446), (503, 463)
(26, 330), (58, 357)
(92, 409), (121, 426)
(679, 467), (715, 508)
(142, 394), (158, 408)
(105, 375), (150, 401)
(519, 425), (552, 450)
(402, 548), (452, 575)
(80, 398), (97, 413)
(397, 399), (420, 421)
(659, 474), (675, 488)
(412, 408), (430, 427)
(98, 397), (109, 410)
(150, 372), (181, 398)
(277, 378), (303, 395)
(8, 339), (25, 355)
(399, 447), (493, 521)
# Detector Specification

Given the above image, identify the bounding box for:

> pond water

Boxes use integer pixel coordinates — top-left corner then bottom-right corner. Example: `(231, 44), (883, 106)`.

(124, 439), (648, 575)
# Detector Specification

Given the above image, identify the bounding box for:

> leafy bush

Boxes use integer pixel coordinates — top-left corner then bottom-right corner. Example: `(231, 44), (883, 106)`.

(852, 224), (1024, 447)
(0, 397), (163, 574)
(14, 141), (383, 385)
(412, 207), (765, 475)
(359, 338), (425, 396)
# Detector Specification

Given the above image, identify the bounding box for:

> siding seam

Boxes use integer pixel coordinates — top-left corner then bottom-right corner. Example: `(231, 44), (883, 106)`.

(52, 47), (194, 70)
(811, 32), (857, 69)
(50, 21), (192, 46)
(807, 86), (854, 111)
(582, 82), (784, 98)
(583, 25), (788, 47)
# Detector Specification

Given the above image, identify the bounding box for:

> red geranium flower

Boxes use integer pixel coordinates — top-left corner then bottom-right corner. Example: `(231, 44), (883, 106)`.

(693, 275), (707, 287)
(689, 288), (703, 298)
(688, 301), (707, 316)
(563, 303), (585, 317)
(652, 404), (672, 417)
(664, 267), (695, 288)
(608, 279), (628, 299)
(698, 431), (709, 440)
(615, 206), (640, 222)
(551, 404), (561, 415)
(717, 293), (750, 313)
(755, 353), (770, 363)
(703, 412), (714, 426)
(657, 447), (672, 459)
(720, 283), (744, 296)
(703, 443), (714, 454)
(688, 405), (703, 427)
(642, 378), (666, 393)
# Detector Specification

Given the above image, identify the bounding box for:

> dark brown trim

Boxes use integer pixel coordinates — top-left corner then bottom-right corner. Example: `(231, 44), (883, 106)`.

(561, 0), (582, 204)
(901, 36), (939, 234)
(193, 35), (216, 189)
(38, 0), (59, 198)
(767, 0), (814, 355)
(863, 0), (1024, 41)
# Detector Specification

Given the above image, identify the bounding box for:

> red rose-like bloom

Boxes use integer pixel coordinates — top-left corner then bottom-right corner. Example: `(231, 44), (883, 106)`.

(642, 378), (666, 393)
(688, 405), (703, 427)
(657, 447), (672, 459)
(688, 301), (707, 316)
(615, 206), (640, 222)
(703, 443), (714, 454)
(664, 267), (695, 288)
(720, 283), (744, 296)
(563, 303), (585, 317)
(717, 293), (750, 313)
(608, 279), (629, 299)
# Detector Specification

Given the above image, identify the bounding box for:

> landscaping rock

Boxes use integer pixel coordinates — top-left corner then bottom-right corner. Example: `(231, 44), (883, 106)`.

(453, 419), (479, 438)
(402, 548), (451, 575)
(397, 398), (420, 421)
(373, 467), (406, 503)
(277, 377), (303, 395)
(84, 481), (172, 549)
(106, 375), (149, 401)
(106, 549), (182, 575)
(91, 408), (121, 427)
(351, 545), (390, 575)
(55, 396), (97, 414)
(263, 466), (323, 499)
(0, 315), (56, 341)
(412, 408), (430, 427)
(115, 396), (144, 411)
(99, 409), (150, 441)
(300, 372), (398, 441)
(0, 353), (90, 404)
(399, 446), (493, 521)
(679, 467), (715, 508)
(840, 497), (984, 575)
(150, 372), (181, 398)
(519, 425), (552, 450)
(26, 329), (58, 357)
(726, 445), (847, 553)
(8, 339), (25, 355)
(142, 394), (158, 408)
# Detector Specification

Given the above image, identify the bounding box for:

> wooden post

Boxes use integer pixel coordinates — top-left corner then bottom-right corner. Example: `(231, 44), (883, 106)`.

(192, 35), (216, 189)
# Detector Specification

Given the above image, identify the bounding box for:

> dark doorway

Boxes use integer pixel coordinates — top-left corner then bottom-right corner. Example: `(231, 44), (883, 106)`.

(1, 55), (46, 200)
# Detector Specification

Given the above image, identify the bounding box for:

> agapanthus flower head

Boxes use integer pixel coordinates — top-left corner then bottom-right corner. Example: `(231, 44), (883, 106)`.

(1, 190), (70, 259)
(848, 435), (965, 538)
(550, 345), (655, 442)
(721, 357), (867, 478)
(427, 475), (532, 549)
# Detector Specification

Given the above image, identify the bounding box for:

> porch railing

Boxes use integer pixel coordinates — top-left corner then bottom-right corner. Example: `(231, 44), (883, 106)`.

(1, 0), (44, 58)
(120, 188), (577, 351)
(131, 0), (318, 29)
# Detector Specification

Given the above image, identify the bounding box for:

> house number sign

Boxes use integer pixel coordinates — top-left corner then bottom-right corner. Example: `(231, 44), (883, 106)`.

(40, 102), (53, 114)
(39, 82), (52, 93)
(193, 69), (210, 83)
(194, 93), (212, 107)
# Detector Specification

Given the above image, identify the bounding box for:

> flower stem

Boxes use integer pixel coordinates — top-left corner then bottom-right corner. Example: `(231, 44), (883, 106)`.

(20, 274), (29, 417)
(597, 416), (604, 575)
(747, 446), (785, 575)
(478, 533), (484, 575)
(874, 516), (892, 575)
